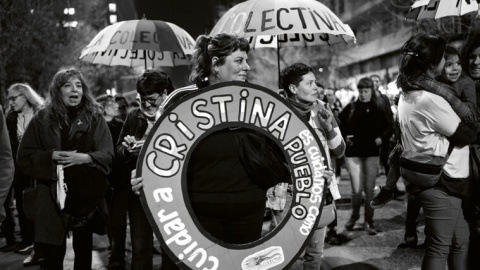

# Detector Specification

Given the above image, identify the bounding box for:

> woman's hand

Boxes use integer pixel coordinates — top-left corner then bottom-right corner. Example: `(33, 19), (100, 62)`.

(122, 135), (142, 156)
(323, 170), (335, 187)
(131, 169), (143, 196)
(374, 137), (382, 146)
(52, 150), (92, 168)
(318, 108), (333, 131)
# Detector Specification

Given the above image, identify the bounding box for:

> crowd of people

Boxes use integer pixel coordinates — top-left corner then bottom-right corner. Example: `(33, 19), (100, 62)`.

(0, 30), (479, 270)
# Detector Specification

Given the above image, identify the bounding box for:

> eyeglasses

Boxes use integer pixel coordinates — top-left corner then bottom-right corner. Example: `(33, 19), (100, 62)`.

(8, 94), (23, 102)
(138, 94), (160, 105)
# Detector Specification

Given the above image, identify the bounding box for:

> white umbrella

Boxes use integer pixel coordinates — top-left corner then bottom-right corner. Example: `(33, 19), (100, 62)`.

(210, 0), (355, 40)
(406, 0), (480, 20)
(80, 18), (195, 69)
(210, 0), (356, 83)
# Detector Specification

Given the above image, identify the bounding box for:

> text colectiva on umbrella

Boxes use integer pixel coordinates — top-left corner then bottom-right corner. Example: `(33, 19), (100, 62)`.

(225, 8), (348, 34)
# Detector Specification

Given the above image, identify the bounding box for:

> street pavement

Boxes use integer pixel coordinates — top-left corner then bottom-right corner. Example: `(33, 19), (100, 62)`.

(0, 168), (425, 270)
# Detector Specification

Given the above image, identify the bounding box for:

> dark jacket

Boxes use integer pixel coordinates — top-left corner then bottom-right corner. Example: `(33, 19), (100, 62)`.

(107, 117), (127, 189)
(116, 108), (148, 181)
(339, 100), (390, 157)
(17, 109), (113, 245)
(6, 110), (36, 195)
(0, 106), (14, 223)
(5, 111), (20, 163)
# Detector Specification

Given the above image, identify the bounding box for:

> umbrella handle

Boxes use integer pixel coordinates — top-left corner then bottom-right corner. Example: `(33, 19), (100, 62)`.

(277, 37), (281, 89)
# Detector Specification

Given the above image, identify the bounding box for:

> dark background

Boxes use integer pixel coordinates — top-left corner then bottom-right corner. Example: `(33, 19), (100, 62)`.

(133, 0), (218, 39)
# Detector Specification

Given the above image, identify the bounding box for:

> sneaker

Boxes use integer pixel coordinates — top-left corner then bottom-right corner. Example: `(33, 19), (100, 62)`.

(14, 242), (34, 254)
(23, 250), (44, 267)
(325, 228), (341, 245)
(344, 218), (357, 231)
(370, 186), (394, 209)
(364, 222), (377, 235)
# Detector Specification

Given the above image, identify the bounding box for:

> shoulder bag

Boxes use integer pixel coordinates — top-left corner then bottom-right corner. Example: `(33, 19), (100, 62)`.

(399, 142), (454, 188)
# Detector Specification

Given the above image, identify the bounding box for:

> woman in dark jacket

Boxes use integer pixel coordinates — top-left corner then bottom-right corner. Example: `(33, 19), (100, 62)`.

(17, 67), (113, 270)
(131, 34), (289, 269)
(339, 77), (391, 235)
(4, 83), (44, 264)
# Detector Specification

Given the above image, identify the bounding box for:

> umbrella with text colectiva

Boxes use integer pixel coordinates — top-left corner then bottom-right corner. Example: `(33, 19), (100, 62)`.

(209, 0), (356, 84)
(406, 0), (479, 21)
(80, 18), (196, 69)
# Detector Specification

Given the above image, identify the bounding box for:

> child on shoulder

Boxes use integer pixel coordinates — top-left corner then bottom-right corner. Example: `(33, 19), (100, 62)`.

(371, 46), (477, 208)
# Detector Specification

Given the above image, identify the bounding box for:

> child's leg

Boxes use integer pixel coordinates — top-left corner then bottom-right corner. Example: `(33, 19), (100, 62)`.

(384, 162), (401, 190)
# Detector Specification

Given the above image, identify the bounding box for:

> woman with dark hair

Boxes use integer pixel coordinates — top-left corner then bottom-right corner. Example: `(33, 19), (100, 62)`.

(460, 32), (480, 118)
(116, 70), (175, 270)
(131, 34), (288, 269)
(161, 33), (287, 242)
(396, 33), (477, 270)
(339, 77), (391, 235)
(279, 63), (344, 270)
(17, 67), (114, 269)
(459, 30), (480, 270)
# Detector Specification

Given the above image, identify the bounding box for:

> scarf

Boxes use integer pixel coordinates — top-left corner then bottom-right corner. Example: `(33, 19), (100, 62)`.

(405, 75), (478, 132)
(287, 97), (313, 119)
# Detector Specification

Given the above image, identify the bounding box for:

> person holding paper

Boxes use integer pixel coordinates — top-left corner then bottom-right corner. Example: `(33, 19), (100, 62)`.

(17, 67), (113, 270)
(116, 70), (175, 270)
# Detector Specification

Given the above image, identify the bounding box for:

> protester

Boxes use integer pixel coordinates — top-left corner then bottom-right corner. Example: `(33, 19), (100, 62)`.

(95, 94), (126, 268)
(372, 45), (478, 209)
(17, 67), (114, 269)
(128, 100), (140, 114)
(397, 33), (477, 270)
(315, 81), (326, 101)
(2, 84), (43, 252)
(460, 31), (480, 270)
(131, 33), (289, 269)
(461, 31), (480, 118)
(323, 86), (343, 178)
(321, 86), (346, 245)
(96, 95), (123, 144)
(0, 105), (14, 227)
(338, 77), (391, 235)
(3, 83), (45, 266)
(115, 95), (129, 121)
(116, 70), (175, 270)
(324, 87), (342, 120)
(279, 63), (345, 269)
